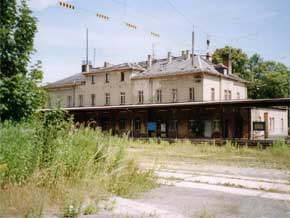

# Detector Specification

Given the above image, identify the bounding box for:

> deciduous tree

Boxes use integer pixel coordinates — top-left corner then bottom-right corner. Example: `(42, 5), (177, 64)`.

(0, 0), (46, 121)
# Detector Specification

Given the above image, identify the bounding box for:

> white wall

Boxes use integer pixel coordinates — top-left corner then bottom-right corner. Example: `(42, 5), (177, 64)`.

(251, 108), (288, 139)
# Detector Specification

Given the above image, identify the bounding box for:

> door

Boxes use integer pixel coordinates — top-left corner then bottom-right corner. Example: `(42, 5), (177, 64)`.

(204, 120), (212, 138)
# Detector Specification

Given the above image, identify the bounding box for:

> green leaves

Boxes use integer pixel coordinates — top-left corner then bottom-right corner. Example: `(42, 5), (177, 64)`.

(213, 46), (290, 99)
(213, 46), (249, 78)
(0, 0), (46, 121)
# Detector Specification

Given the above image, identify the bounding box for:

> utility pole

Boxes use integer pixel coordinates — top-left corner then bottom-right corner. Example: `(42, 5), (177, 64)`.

(86, 28), (89, 65)
(192, 25), (195, 66)
(93, 48), (96, 67)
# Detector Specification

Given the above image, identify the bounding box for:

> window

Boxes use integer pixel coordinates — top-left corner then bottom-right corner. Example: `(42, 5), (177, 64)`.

(269, 117), (275, 132)
(224, 90), (228, 100)
(189, 87), (195, 101)
(105, 93), (110, 105)
(281, 118), (284, 132)
(57, 98), (61, 108)
(119, 119), (126, 130)
(121, 72), (125, 82)
(134, 118), (141, 131)
(171, 120), (178, 131)
(237, 92), (240, 100)
(156, 89), (162, 103)
(172, 89), (178, 102)
(120, 92), (126, 105)
(48, 96), (52, 108)
(138, 91), (144, 104)
(211, 88), (215, 101)
(67, 96), (72, 107)
(228, 91), (232, 100)
(91, 75), (95, 84)
(79, 95), (83, 107)
(105, 73), (109, 83)
(213, 120), (220, 132)
(91, 94), (95, 106)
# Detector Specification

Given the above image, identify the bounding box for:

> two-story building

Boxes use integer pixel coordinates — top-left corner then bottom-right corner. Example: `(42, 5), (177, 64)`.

(44, 51), (288, 140)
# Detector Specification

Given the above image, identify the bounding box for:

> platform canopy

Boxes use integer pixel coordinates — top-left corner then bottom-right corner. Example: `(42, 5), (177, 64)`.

(41, 98), (290, 112)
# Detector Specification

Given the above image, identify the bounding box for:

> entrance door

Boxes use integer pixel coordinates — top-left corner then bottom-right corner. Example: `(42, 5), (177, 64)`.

(204, 120), (212, 138)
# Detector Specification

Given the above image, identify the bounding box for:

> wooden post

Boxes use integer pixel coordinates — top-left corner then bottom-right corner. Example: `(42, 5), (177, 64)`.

(264, 112), (269, 139)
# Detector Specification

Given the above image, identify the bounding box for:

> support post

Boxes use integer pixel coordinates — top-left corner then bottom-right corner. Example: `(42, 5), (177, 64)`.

(264, 112), (269, 139)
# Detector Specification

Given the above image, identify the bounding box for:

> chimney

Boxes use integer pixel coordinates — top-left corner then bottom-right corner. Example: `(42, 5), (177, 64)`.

(104, 61), (111, 68)
(206, 52), (212, 62)
(167, 51), (172, 63)
(81, 60), (92, 73)
(185, 50), (190, 60)
(147, 54), (152, 68)
(222, 53), (232, 75)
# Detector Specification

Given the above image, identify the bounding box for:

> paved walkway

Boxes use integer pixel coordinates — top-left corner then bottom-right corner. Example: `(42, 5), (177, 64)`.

(94, 165), (290, 218)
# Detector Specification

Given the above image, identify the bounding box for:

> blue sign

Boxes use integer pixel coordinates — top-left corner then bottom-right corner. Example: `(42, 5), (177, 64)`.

(148, 122), (157, 131)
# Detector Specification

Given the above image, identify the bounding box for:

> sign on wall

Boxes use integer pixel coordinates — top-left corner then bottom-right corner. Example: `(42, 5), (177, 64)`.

(147, 122), (157, 131)
(253, 121), (265, 131)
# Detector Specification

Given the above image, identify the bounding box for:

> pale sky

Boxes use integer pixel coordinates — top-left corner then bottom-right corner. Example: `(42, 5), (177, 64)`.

(28, 0), (290, 83)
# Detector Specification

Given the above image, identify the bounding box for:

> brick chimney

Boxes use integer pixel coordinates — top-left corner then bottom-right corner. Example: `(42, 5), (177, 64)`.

(167, 51), (172, 63)
(181, 50), (185, 58)
(147, 54), (152, 68)
(104, 61), (111, 68)
(222, 53), (232, 75)
(206, 52), (212, 62)
(185, 50), (190, 60)
(81, 60), (92, 73)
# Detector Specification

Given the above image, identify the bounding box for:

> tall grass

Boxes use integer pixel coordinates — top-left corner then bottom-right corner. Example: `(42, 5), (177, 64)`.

(0, 110), (156, 217)
(129, 139), (290, 170)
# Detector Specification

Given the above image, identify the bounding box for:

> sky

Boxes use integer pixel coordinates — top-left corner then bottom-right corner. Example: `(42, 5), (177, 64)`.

(28, 0), (290, 83)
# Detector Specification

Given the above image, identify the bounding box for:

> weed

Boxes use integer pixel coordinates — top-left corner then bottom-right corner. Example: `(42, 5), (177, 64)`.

(83, 203), (99, 215)
(194, 208), (215, 218)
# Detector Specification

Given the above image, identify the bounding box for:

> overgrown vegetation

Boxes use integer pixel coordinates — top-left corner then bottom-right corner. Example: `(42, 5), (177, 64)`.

(0, 110), (156, 217)
(129, 139), (290, 170)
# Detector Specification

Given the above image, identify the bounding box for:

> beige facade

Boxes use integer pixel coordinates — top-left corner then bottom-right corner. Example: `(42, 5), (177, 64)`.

(44, 52), (288, 140)
(45, 53), (248, 108)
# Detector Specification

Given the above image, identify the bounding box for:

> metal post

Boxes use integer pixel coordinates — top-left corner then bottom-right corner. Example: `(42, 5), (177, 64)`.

(86, 28), (89, 65)
(192, 25), (195, 66)
(93, 48), (96, 67)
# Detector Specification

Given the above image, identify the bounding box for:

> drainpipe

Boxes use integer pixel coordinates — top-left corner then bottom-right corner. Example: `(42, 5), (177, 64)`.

(73, 80), (76, 107)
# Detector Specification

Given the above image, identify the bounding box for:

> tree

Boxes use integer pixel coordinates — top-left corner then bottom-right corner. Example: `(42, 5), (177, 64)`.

(0, 0), (46, 121)
(213, 46), (290, 99)
(212, 46), (249, 79)
(247, 55), (289, 99)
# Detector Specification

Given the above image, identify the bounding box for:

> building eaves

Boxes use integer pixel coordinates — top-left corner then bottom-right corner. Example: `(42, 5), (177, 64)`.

(43, 73), (85, 89)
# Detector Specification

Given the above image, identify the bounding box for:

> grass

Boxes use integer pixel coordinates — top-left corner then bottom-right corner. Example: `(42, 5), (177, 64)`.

(128, 139), (290, 170)
(0, 110), (156, 217)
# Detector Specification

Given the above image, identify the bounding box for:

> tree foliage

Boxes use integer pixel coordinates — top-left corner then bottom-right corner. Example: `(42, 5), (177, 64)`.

(213, 46), (290, 99)
(213, 46), (249, 79)
(0, 0), (46, 121)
